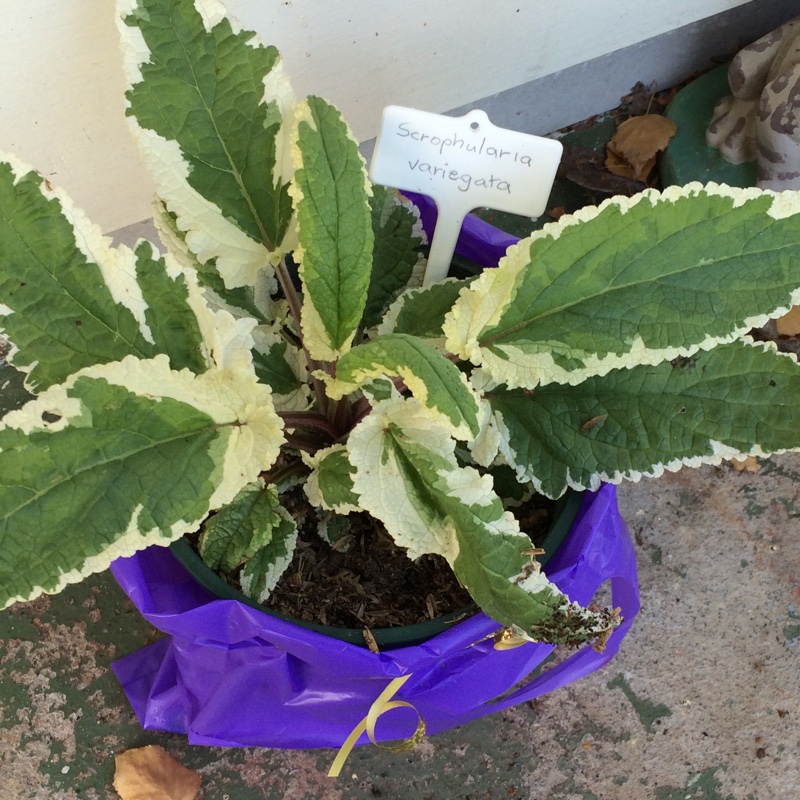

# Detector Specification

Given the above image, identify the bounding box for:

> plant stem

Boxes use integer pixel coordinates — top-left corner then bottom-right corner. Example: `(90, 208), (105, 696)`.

(273, 256), (329, 414)
(284, 430), (328, 454)
(329, 395), (352, 439)
(279, 410), (338, 440)
(349, 396), (373, 428)
(264, 458), (308, 488)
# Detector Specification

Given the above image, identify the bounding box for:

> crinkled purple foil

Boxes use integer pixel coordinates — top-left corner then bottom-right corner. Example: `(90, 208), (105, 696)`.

(111, 485), (638, 748)
(110, 208), (640, 749)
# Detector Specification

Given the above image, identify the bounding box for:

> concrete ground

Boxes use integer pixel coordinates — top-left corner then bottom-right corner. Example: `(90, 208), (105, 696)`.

(2, 449), (799, 799)
(4, 11), (800, 786)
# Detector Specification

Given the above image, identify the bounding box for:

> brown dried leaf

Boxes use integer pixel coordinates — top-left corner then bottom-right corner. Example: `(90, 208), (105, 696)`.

(113, 746), (201, 800)
(605, 147), (655, 181)
(362, 626), (380, 653)
(606, 115), (678, 181)
(560, 143), (646, 195)
(776, 306), (800, 337)
(732, 456), (760, 473)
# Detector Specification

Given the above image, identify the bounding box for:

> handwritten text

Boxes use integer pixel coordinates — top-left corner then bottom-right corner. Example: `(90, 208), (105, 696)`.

(407, 159), (511, 194)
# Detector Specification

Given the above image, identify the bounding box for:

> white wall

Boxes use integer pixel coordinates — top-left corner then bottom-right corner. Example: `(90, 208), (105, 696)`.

(0, 0), (754, 233)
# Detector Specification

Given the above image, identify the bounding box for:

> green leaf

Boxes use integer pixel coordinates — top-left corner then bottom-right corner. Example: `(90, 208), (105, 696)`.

(483, 340), (800, 498)
(0, 158), (156, 389)
(348, 398), (619, 645)
(252, 336), (307, 406)
(119, 0), (295, 287)
(362, 186), (424, 329)
(133, 240), (208, 374)
(317, 510), (352, 546)
(239, 509), (298, 603)
(380, 277), (474, 342)
(304, 444), (360, 513)
(291, 96), (373, 360)
(0, 354), (284, 609)
(444, 184), (800, 389)
(199, 480), (282, 573)
(330, 333), (480, 439)
(152, 198), (271, 324)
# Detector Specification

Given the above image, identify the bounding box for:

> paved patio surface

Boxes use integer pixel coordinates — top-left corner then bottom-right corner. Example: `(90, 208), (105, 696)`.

(2, 449), (799, 799)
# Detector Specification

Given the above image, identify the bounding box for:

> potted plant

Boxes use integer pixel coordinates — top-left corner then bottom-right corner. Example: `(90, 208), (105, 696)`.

(2, 0), (800, 760)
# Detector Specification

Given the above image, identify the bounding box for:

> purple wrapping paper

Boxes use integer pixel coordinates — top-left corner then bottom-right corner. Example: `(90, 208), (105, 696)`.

(111, 485), (638, 749)
(110, 203), (640, 749)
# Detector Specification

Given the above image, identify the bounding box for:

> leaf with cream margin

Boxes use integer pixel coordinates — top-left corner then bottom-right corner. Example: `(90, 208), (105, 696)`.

(347, 398), (620, 645)
(290, 96), (373, 361)
(199, 479), (283, 572)
(153, 201), (307, 404)
(131, 240), (208, 374)
(0, 354), (284, 609)
(444, 183), (800, 390)
(478, 340), (800, 499)
(239, 508), (298, 603)
(362, 185), (426, 330)
(304, 444), (360, 514)
(377, 276), (475, 345)
(250, 324), (309, 411)
(152, 197), (274, 324)
(328, 333), (480, 440)
(118, 0), (295, 289)
(0, 156), (204, 389)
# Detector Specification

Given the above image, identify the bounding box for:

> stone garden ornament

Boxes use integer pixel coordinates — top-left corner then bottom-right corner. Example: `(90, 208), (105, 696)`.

(707, 17), (800, 189)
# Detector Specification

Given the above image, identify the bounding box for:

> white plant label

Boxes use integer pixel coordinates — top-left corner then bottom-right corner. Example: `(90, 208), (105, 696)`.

(369, 106), (563, 284)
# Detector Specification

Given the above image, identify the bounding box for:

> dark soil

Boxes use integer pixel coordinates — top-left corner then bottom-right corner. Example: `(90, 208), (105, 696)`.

(206, 489), (558, 631)
(266, 513), (474, 630)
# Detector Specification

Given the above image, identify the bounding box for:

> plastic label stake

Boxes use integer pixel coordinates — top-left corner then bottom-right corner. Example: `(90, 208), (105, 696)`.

(369, 106), (563, 285)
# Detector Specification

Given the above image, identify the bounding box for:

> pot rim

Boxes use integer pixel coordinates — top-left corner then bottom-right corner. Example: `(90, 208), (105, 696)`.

(169, 489), (584, 649)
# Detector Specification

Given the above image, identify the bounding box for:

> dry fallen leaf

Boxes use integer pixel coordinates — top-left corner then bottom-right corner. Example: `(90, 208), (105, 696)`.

(113, 745), (201, 800)
(776, 305), (800, 337)
(606, 115), (678, 181)
(561, 143), (646, 195)
(732, 456), (760, 473)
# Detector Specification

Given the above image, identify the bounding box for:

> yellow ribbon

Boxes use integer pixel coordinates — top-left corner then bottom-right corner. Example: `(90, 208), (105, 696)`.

(328, 674), (426, 778)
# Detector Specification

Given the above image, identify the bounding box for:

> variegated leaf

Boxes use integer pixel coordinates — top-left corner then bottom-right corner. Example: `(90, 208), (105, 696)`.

(481, 340), (800, 498)
(290, 96), (373, 361)
(0, 354), (284, 608)
(199, 479), (283, 573)
(328, 333), (480, 440)
(239, 508), (298, 603)
(251, 324), (309, 411)
(377, 276), (474, 346)
(0, 156), (206, 390)
(444, 183), (800, 389)
(132, 240), (208, 374)
(118, 0), (295, 288)
(347, 398), (619, 645)
(362, 186), (425, 330)
(152, 198), (274, 324)
(304, 444), (360, 514)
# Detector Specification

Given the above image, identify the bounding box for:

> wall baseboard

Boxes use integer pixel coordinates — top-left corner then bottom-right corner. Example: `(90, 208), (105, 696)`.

(113, 0), (797, 241)
(448, 0), (798, 137)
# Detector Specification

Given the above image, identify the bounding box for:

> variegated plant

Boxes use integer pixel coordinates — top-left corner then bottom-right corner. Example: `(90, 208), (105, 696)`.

(2, 0), (800, 649)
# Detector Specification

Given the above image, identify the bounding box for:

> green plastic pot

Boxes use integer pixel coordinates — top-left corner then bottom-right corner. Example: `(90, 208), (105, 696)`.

(170, 489), (584, 650)
(660, 63), (756, 188)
